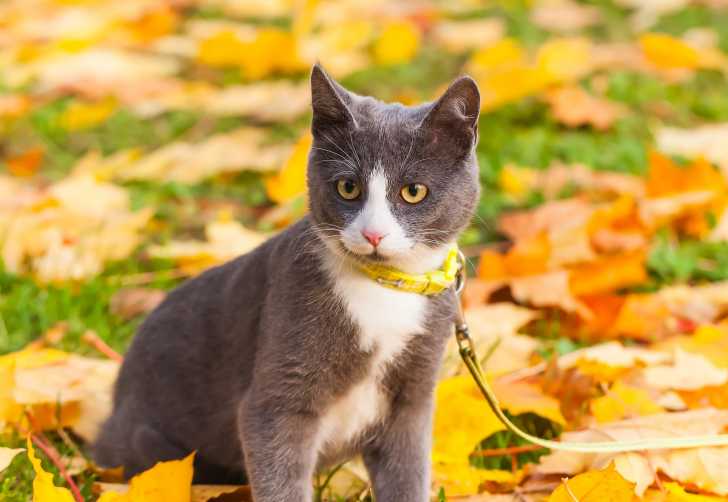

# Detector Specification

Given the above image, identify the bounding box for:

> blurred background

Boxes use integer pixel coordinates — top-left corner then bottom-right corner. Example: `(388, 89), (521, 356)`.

(3, 0), (728, 499)
(2, 0), (727, 354)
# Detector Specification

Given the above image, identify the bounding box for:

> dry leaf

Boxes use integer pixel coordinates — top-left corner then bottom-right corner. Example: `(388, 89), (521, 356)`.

(265, 132), (312, 204)
(98, 453), (195, 502)
(441, 303), (539, 378)
(531, 1), (602, 32)
(373, 20), (421, 66)
(548, 464), (635, 502)
(538, 409), (728, 496)
(6, 147), (44, 178)
(432, 18), (505, 52)
(591, 381), (664, 423)
(657, 124), (728, 173)
(0, 446), (24, 472)
(643, 349), (728, 391)
(0, 174), (151, 282)
(510, 271), (591, 318)
(27, 437), (76, 502)
(545, 86), (624, 130)
(110, 288), (166, 320)
(94, 128), (293, 184)
(148, 218), (267, 275)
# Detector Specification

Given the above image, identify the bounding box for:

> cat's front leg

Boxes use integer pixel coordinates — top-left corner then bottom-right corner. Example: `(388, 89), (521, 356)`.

(239, 398), (319, 502)
(362, 398), (434, 502)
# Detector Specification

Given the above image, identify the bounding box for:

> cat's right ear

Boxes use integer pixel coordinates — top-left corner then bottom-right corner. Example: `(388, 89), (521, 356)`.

(310, 64), (356, 135)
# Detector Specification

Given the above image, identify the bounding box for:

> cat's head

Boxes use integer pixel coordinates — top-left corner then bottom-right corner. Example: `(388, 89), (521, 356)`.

(307, 64), (481, 273)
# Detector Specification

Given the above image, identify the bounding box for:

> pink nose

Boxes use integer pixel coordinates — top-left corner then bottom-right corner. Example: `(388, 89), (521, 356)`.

(362, 230), (383, 247)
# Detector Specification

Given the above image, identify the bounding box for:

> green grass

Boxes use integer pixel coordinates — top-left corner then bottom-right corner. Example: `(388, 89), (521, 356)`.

(0, 258), (182, 356)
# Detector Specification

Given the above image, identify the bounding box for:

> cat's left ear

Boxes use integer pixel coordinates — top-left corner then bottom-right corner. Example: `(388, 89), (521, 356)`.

(420, 76), (480, 155)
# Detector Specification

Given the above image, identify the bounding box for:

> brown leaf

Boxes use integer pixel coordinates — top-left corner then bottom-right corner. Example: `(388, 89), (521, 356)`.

(6, 147), (44, 177)
(110, 288), (166, 320)
(545, 86), (624, 130)
(531, 1), (602, 33)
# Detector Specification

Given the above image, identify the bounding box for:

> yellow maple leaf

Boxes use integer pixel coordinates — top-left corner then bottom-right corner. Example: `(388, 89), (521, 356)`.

(373, 21), (421, 66)
(536, 37), (593, 82)
(60, 98), (117, 131)
(27, 437), (76, 502)
(591, 381), (664, 423)
(433, 376), (564, 465)
(644, 482), (728, 501)
(470, 38), (526, 71)
(548, 464), (636, 502)
(265, 132), (312, 204)
(197, 29), (304, 79)
(433, 460), (523, 497)
(641, 33), (701, 70)
(98, 453), (195, 502)
(433, 375), (506, 466)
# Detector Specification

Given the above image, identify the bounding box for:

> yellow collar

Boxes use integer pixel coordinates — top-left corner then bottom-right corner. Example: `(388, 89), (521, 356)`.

(353, 244), (461, 296)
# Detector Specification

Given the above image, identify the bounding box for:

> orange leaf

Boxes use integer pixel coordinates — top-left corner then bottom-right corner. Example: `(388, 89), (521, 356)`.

(646, 151), (725, 198)
(569, 252), (646, 297)
(6, 147), (43, 177)
(503, 233), (551, 276)
(545, 85), (623, 130)
(612, 294), (671, 341)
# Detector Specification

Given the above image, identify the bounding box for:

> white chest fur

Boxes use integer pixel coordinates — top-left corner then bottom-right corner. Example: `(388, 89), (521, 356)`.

(316, 262), (427, 452)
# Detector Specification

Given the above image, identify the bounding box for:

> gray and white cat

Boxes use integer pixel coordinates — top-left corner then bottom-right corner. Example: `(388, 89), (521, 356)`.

(94, 64), (481, 501)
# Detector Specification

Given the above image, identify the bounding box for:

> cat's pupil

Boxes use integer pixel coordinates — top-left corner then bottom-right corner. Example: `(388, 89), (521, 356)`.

(407, 184), (418, 196)
(344, 181), (355, 193)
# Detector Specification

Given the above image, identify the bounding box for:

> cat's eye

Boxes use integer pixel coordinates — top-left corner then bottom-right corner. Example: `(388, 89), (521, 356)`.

(336, 179), (361, 200)
(401, 183), (428, 204)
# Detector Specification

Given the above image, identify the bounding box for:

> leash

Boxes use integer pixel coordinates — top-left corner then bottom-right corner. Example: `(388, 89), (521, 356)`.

(452, 251), (728, 452)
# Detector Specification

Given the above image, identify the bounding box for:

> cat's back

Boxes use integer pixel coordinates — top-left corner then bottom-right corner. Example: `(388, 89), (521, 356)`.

(114, 217), (318, 400)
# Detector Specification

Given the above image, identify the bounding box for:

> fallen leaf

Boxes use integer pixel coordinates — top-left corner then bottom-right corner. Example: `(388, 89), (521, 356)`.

(643, 349), (728, 391)
(432, 18), (505, 52)
(196, 28), (304, 79)
(110, 288), (166, 320)
(60, 98), (117, 131)
(0, 447), (24, 472)
(94, 128), (293, 184)
(148, 218), (267, 275)
(265, 132), (312, 204)
(591, 381), (664, 423)
(98, 453), (195, 502)
(558, 341), (670, 370)
(440, 303), (539, 378)
(499, 198), (593, 243)
(510, 270), (591, 318)
(531, 1), (602, 32)
(545, 85), (624, 130)
(6, 147), (44, 178)
(100, 484), (253, 502)
(640, 32), (700, 70)
(538, 409), (728, 496)
(27, 437), (76, 502)
(644, 481), (728, 501)
(548, 464), (635, 502)
(433, 375), (508, 466)
(657, 123), (728, 173)
(568, 252), (647, 297)
(373, 20), (421, 66)
(0, 174), (152, 282)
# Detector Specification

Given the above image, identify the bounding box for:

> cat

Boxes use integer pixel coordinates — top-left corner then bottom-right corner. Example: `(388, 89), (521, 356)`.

(93, 64), (481, 502)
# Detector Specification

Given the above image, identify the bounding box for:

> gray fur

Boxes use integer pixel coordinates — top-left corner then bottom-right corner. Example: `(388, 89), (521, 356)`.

(94, 64), (481, 501)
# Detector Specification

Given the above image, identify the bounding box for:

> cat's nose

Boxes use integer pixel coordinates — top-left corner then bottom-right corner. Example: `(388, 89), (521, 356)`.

(362, 229), (384, 247)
